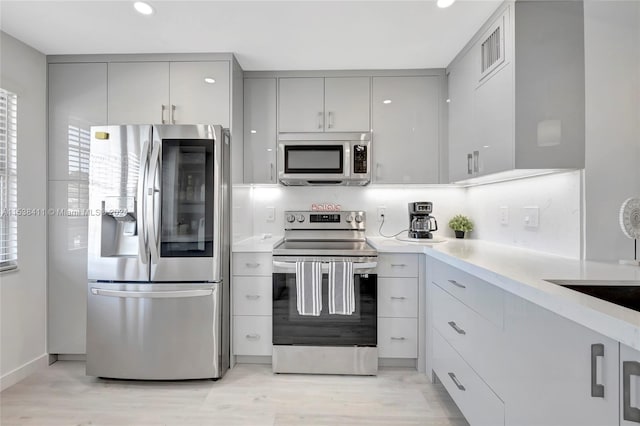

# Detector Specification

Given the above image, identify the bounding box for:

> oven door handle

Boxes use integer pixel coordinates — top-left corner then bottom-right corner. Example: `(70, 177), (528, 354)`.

(272, 261), (377, 272)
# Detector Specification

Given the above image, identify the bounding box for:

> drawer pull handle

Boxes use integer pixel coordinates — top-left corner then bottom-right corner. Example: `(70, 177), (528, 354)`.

(390, 337), (406, 341)
(591, 343), (605, 398)
(448, 321), (466, 335)
(448, 279), (466, 289)
(390, 263), (407, 267)
(245, 294), (261, 300)
(390, 296), (406, 300)
(245, 334), (261, 340)
(245, 263), (260, 268)
(623, 361), (640, 422)
(448, 372), (466, 391)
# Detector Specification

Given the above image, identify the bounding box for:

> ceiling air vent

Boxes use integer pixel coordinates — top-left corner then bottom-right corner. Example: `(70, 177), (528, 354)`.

(480, 17), (505, 80)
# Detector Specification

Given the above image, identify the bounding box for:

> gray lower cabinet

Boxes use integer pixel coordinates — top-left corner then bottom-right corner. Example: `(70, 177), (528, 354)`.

(243, 78), (277, 183)
(372, 76), (441, 184)
(47, 62), (107, 354)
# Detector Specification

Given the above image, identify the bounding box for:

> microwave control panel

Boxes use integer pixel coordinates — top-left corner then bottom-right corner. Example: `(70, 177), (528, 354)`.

(353, 145), (368, 174)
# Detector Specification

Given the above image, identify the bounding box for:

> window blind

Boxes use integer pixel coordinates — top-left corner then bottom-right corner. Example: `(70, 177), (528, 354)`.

(0, 88), (18, 272)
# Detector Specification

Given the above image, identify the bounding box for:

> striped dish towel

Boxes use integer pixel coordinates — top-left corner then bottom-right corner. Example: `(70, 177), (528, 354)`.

(328, 261), (355, 315)
(295, 261), (322, 316)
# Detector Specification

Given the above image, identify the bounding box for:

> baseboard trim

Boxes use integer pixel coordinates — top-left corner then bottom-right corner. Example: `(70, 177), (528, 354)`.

(56, 354), (86, 361)
(235, 355), (272, 365)
(378, 358), (417, 369)
(0, 353), (49, 392)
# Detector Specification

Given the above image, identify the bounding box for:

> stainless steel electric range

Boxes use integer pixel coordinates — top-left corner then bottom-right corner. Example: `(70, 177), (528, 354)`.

(271, 211), (378, 375)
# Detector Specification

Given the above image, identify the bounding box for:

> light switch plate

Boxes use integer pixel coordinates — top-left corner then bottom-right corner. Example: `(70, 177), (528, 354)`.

(266, 206), (275, 222)
(523, 206), (539, 228)
(499, 206), (509, 225)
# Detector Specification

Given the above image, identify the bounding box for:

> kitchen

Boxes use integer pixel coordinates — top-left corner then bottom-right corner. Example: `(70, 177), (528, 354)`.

(1, 0), (639, 425)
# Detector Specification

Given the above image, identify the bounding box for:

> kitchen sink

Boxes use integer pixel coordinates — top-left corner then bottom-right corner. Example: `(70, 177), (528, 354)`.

(546, 280), (640, 312)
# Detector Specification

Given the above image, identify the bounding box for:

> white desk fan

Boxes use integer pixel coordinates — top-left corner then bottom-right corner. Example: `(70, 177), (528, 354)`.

(619, 197), (640, 266)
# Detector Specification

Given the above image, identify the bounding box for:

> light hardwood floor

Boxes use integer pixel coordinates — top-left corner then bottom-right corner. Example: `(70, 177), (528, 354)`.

(0, 361), (468, 426)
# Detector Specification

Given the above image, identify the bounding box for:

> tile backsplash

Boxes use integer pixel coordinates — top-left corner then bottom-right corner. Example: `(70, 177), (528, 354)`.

(233, 170), (583, 259)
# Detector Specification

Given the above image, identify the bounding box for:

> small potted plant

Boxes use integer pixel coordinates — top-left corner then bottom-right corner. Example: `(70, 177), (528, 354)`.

(448, 214), (474, 239)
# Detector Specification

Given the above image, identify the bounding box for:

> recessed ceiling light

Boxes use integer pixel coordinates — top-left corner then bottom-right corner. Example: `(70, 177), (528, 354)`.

(383, 99), (392, 104)
(250, 130), (257, 134)
(204, 77), (216, 84)
(446, 98), (451, 103)
(437, 0), (456, 8)
(133, 1), (154, 15)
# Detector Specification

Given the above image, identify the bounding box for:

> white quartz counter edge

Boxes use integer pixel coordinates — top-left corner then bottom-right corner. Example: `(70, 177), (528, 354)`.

(368, 237), (640, 351)
(232, 235), (283, 253)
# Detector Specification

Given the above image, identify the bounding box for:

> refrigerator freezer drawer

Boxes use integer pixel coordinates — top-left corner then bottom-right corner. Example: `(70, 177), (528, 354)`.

(86, 282), (223, 380)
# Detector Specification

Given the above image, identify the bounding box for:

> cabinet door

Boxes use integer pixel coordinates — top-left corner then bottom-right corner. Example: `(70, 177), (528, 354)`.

(108, 62), (169, 125)
(169, 61), (230, 127)
(324, 77), (370, 132)
(447, 49), (476, 183)
(372, 76), (440, 184)
(473, 63), (514, 177)
(243, 78), (277, 183)
(621, 344), (640, 425)
(48, 62), (107, 181)
(278, 77), (324, 132)
(503, 293), (619, 426)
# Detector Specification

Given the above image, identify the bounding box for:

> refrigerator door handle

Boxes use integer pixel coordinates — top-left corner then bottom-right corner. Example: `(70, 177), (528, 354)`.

(90, 288), (214, 299)
(137, 138), (151, 265)
(148, 142), (162, 264)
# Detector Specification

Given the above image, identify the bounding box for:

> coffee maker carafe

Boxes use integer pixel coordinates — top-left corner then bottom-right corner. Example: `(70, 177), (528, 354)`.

(408, 202), (438, 239)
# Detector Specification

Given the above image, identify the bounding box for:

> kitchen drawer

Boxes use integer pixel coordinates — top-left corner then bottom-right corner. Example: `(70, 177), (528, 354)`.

(377, 278), (418, 318)
(233, 315), (272, 356)
(233, 276), (272, 316)
(433, 330), (504, 426)
(432, 282), (502, 381)
(378, 318), (417, 358)
(377, 254), (419, 278)
(432, 259), (504, 328)
(232, 252), (273, 276)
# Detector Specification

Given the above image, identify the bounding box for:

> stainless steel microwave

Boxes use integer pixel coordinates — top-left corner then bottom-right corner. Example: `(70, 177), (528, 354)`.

(277, 132), (371, 186)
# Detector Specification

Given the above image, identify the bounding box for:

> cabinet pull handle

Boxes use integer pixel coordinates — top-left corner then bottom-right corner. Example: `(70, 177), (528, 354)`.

(624, 361), (640, 422)
(328, 111), (333, 128)
(591, 344), (605, 398)
(467, 153), (473, 175)
(448, 279), (466, 289)
(245, 262), (260, 268)
(245, 334), (260, 340)
(270, 163), (274, 182)
(448, 321), (466, 335)
(390, 296), (406, 300)
(390, 337), (406, 341)
(376, 162), (381, 180)
(473, 150), (479, 173)
(318, 111), (323, 129)
(171, 104), (176, 124)
(390, 263), (406, 267)
(245, 294), (260, 300)
(448, 372), (466, 391)
(161, 105), (167, 124)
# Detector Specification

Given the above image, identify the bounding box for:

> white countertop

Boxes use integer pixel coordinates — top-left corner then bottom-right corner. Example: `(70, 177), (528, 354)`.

(232, 235), (283, 252)
(369, 236), (640, 351)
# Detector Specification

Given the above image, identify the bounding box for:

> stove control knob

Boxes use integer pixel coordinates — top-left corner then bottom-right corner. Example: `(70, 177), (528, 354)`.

(345, 214), (354, 223)
(296, 214), (305, 223)
(286, 214), (296, 223)
(355, 214), (364, 223)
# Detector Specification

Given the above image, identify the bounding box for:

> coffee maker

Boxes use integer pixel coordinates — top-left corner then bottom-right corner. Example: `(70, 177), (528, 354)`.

(408, 202), (438, 239)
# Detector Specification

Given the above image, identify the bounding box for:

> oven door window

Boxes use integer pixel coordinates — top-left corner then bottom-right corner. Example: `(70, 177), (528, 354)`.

(284, 145), (343, 174)
(272, 273), (377, 346)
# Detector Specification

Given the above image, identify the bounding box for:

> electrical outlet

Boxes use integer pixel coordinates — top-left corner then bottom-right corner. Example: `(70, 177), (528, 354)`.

(266, 206), (275, 222)
(499, 206), (509, 225)
(377, 206), (386, 222)
(523, 206), (539, 228)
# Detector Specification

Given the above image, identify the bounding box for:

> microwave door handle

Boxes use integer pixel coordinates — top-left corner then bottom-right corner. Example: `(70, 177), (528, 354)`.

(137, 137), (150, 264)
(148, 142), (161, 265)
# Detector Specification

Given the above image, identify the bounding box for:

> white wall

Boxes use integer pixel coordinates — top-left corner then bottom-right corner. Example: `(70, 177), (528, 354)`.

(584, 1), (640, 261)
(0, 32), (48, 390)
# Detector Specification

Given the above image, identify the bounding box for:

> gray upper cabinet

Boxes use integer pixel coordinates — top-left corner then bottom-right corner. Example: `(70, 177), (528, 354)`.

(447, 1), (585, 183)
(278, 77), (370, 133)
(48, 62), (107, 181)
(108, 62), (169, 125)
(372, 76), (440, 184)
(244, 78), (277, 183)
(108, 61), (230, 126)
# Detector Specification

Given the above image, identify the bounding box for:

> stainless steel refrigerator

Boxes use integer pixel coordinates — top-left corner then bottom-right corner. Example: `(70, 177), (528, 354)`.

(86, 124), (230, 380)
